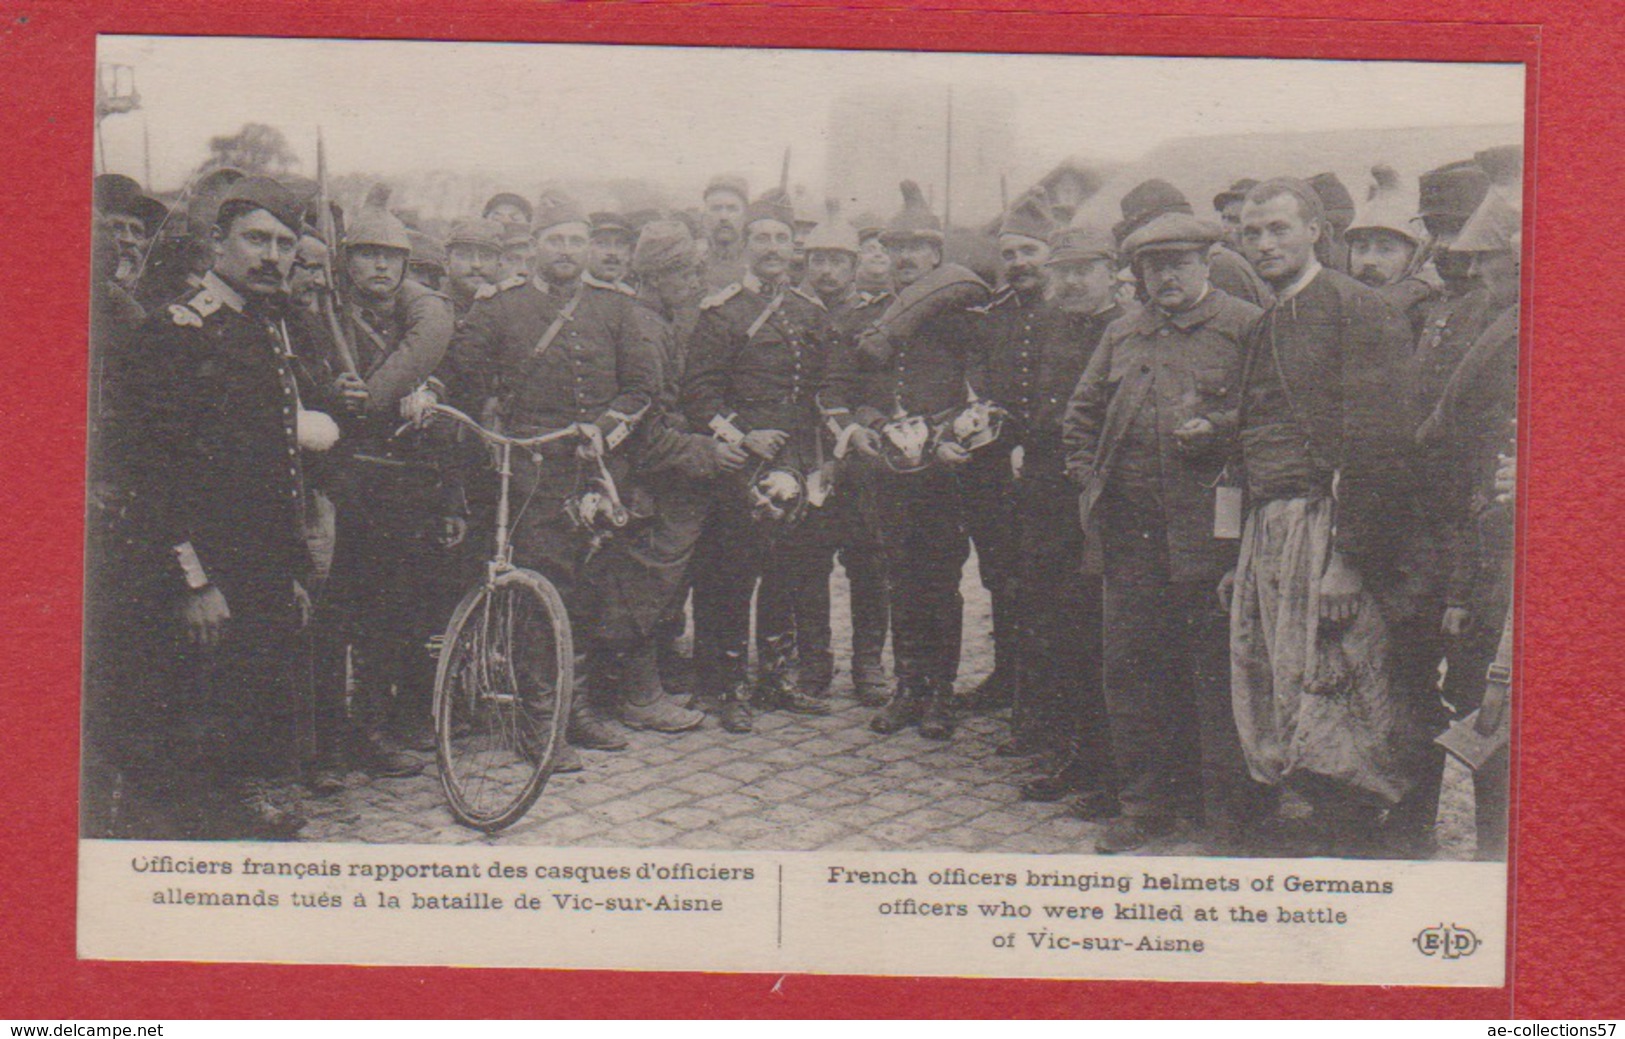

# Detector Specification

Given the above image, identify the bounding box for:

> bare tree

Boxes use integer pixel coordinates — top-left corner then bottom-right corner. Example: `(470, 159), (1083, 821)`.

(203, 123), (300, 176)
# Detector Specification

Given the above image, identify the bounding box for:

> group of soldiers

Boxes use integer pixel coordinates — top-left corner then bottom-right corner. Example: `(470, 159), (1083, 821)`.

(84, 145), (1519, 859)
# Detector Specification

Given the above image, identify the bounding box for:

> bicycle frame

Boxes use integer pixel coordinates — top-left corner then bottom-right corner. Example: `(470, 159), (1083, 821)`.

(399, 402), (579, 582)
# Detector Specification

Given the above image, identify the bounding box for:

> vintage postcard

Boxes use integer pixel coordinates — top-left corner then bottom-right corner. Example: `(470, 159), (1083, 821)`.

(80, 34), (1525, 985)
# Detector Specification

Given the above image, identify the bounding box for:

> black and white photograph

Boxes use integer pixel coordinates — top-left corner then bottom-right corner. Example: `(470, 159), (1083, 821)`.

(79, 33), (1525, 980)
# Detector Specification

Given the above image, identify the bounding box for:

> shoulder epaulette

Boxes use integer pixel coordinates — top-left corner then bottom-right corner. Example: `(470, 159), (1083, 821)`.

(970, 286), (1016, 315)
(583, 273), (637, 297)
(699, 283), (742, 310)
(473, 283), (498, 301)
(788, 285), (827, 309)
(168, 303), (204, 328)
(184, 285), (226, 319)
(853, 291), (890, 310)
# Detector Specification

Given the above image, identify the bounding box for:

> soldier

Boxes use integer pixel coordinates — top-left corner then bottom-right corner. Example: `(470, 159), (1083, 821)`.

(1229, 177), (1423, 857)
(595, 221), (746, 732)
(491, 223), (535, 292)
(835, 181), (992, 740)
(1390, 155), (1519, 858)
(443, 196), (664, 766)
(1415, 178), (1519, 860)
(1113, 179), (1272, 309)
(996, 224), (1121, 813)
(801, 215), (891, 704)
(444, 217), (506, 320)
(587, 211), (638, 290)
(854, 225), (894, 297)
(1345, 165), (1433, 335)
(700, 174), (750, 290)
(958, 195), (1054, 722)
(105, 176), (327, 839)
(407, 227), (449, 292)
(313, 205), (460, 783)
(1212, 178), (1259, 249)
(1307, 171), (1356, 274)
(683, 194), (846, 732)
(1064, 214), (1266, 853)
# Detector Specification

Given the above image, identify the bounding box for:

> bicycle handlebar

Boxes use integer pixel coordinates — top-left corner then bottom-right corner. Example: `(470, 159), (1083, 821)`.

(397, 403), (582, 450)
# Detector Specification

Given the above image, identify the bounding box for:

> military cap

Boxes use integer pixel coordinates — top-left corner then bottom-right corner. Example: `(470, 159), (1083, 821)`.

(631, 219), (700, 276)
(1451, 186), (1520, 253)
(1307, 172), (1356, 232)
(879, 180), (944, 244)
(589, 211), (636, 239)
(997, 191), (1057, 243)
(1046, 224), (1115, 265)
(407, 228), (447, 271)
(1346, 165), (1423, 247)
(533, 196), (588, 234)
(802, 218), (860, 255)
(1121, 212), (1224, 260)
(1418, 160), (1491, 232)
(215, 175), (308, 235)
(703, 174), (749, 204)
(1213, 177), (1260, 212)
(744, 193), (796, 231)
(483, 192), (534, 224)
(1113, 179), (1194, 245)
(344, 206), (413, 253)
(447, 217), (506, 251)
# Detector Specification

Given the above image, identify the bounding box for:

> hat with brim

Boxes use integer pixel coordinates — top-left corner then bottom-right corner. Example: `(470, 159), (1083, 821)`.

(1213, 178), (1260, 212)
(745, 195), (796, 231)
(704, 174), (750, 204)
(1121, 212), (1224, 261)
(533, 197), (588, 235)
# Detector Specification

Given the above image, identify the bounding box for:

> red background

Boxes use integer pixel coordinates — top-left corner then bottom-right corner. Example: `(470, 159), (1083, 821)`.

(3, 0), (1619, 1019)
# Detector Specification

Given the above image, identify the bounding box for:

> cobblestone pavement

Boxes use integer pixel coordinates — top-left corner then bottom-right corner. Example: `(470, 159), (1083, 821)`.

(297, 558), (1477, 858)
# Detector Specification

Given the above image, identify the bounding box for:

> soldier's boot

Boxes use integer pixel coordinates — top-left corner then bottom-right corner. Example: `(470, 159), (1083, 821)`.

(851, 655), (891, 707)
(796, 648), (834, 701)
(568, 698), (629, 752)
(871, 681), (924, 735)
(566, 655), (629, 752)
(617, 643), (704, 734)
(717, 677), (755, 735)
(761, 652), (832, 717)
(918, 680), (957, 741)
(550, 742), (584, 775)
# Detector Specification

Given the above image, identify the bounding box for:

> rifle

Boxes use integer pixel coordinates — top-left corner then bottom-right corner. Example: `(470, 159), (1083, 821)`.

(316, 127), (360, 378)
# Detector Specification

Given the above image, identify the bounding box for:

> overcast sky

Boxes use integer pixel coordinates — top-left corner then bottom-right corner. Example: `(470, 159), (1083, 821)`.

(96, 35), (1524, 197)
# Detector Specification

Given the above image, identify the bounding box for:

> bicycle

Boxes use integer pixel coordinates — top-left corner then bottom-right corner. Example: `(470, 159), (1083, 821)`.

(409, 402), (582, 832)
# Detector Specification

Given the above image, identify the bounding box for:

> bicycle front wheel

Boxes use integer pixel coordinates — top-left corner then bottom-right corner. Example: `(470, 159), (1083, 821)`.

(434, 568), (573, 832)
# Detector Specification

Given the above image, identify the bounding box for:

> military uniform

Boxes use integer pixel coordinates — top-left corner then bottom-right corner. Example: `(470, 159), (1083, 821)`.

(1065, 270), (1264, 844)
(94, 270), (312, 835)
(445, 271), (660, 711)
(978, 286), (1117, 777)
(841, 256), (991, 729)
(825, 287), (894, 701)
(682, 273), (845, 712)
(319, 270), (460, 758)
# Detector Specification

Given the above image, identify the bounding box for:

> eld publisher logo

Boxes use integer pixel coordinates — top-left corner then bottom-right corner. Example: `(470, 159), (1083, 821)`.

(1414, 923), (1482, 959)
